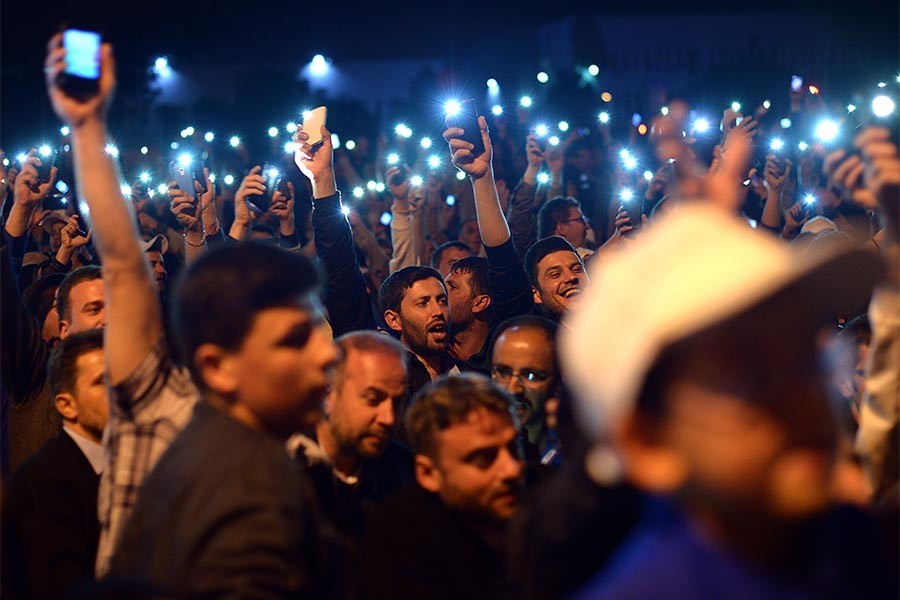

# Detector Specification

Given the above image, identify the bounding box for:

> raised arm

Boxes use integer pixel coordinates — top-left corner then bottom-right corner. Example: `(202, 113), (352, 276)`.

(444, 116), (534, 321)
(45, 36), (159, 385)
(443, 116), (509, 247)
(294, 124), (377, 336)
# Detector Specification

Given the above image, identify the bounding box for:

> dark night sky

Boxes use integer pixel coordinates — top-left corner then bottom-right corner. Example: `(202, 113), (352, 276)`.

(2, 0), (897, 147)
(3, 0), (897, 69)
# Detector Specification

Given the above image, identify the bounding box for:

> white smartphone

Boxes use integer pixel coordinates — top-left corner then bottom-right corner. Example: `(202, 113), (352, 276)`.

(302, 106), (328, 147)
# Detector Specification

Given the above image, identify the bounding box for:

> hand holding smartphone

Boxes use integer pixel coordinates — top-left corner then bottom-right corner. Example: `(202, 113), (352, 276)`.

(445, 99), (485, 157)
(58, 29), (102, 98)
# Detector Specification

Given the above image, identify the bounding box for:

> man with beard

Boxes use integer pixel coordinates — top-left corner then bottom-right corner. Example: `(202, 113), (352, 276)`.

(445, 256), (494, 365)
(291, 331), (413, 543)
(363, 374), (524, 600)
(379, 265), (459, 401)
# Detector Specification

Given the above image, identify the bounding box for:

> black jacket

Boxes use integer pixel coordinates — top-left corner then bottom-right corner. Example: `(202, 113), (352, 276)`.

(2, 432), (100, 600)
(363, 483), (507, 600)
(312, 192), (379, 337)
(109, 403), (341, 599)
(1, 233), (59, 475)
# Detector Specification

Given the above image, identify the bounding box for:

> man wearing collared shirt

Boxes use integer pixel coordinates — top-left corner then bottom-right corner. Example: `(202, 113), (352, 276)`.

(3, 329), (108, 599)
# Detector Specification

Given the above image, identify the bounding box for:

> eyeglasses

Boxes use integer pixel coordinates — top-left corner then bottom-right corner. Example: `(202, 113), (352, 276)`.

(559, 215), (586, 226)
(491, 365), (552, 385)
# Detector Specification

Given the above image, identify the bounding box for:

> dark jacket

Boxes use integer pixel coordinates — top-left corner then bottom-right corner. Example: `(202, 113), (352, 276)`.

(109, 402), (336, 599)
(1, 232), (59, 475)
(2, 432), (100, 600)
(506, 464), (642, 600)
(312, 192), (378, 337)
(297, 440), (414, 546)
(363, 483), (507, 600)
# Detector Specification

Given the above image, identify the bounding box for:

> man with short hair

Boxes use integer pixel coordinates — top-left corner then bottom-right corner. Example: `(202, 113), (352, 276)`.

(379, 265), (458, 396)
(57, 265), (106, 338)
(458, 218), (483, 256)
(537, 196), (590, 257)
(292, 331), (412, 541)
(139, 234), (167, 292)
(431, 240), (474, 278)
(490, 315), (560, 465)
(445, 256), (493, 364)
(4, 329), (108, 599)
(523, 236), (589, 318)
(363, 374), (524, 600)
(110, 243), (339, 597)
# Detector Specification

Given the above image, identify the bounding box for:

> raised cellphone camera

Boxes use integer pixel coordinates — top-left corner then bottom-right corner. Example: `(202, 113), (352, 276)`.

(445, 99), (485, 157)
(302, 107), (328, 147)
(58, 29), (101, 98)
(168, 160), (197, 199)
(249, 163), (283, 213)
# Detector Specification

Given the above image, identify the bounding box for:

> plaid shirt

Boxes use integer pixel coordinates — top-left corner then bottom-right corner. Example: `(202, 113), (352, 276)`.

(95, 341), (198, 576)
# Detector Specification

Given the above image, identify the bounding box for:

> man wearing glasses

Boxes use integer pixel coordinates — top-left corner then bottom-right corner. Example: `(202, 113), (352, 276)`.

(490, 315), (561, 466)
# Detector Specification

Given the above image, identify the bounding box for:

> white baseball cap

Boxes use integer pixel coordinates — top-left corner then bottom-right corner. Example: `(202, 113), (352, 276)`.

(561, 202), (883, 442)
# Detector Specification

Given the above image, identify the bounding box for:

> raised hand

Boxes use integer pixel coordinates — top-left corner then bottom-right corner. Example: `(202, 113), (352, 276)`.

(294, 125), (336, 198)
(14, 151), (57, 207)
(44, 33), (115, 129)
(386, 166), (411, 201)
(168, 182), (200, 231)
(270, 182), (296, 235)
(764, 154), (792, 193)
(55, 214), (91, 265)
(443, 115), (493, 180)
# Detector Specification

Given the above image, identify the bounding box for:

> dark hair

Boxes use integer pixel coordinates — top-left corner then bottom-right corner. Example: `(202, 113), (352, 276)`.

(57, 266), (103, 322)
(333, 331), (407, 390)
(378, 265), (444, 317)
(47, 328), (104, 397)
(448, 256), (490, 297)
(406, 373), (513, 457)
(523, 236), (581, 287)
(537, 197), (581, 239)
(172, 244), (322, 384)
(430, 241), (473, 270)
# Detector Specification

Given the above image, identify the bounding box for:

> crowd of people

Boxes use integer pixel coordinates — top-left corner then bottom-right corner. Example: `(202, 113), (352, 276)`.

(0, 32), (898, 599)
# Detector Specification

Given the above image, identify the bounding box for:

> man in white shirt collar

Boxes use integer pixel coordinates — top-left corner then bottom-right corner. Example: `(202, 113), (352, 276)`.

(4, 328), (109, 598)
(51, 329), (109, 474)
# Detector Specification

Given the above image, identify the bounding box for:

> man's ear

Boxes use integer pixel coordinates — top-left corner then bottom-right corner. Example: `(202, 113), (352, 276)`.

(472, 294), (492, 316)
(531, 285), (542, 305)
(414, 454), (442, 494)
(383, 310), (403, 335)
(58, 320), (71, 340)
(54, 393), (78, 422)
(194, 344), (239, 396)
(614, 412), (688, 494)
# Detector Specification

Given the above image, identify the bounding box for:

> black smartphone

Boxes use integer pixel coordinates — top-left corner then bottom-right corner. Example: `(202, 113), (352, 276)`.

(388, 166), (408, 187)
(58, 29), (101, 98)
(445, 99), (485, 157)
(169, 160), (197, 198)
(36, 148), (59, 184)
(622, 198), (644, 232)
(250, 163), (282, 212)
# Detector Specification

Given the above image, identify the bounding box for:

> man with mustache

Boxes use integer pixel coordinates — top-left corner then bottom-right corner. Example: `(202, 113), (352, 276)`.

(291, 331), (413, 542)
(363, 374), (524, 600)
(379, 265), (459, 400)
